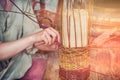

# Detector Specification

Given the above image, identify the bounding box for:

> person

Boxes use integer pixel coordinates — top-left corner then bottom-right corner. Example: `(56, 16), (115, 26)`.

(0, 0), (61, 80)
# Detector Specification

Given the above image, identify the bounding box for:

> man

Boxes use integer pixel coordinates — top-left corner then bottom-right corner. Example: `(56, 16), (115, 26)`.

(0, 0), (60, 79)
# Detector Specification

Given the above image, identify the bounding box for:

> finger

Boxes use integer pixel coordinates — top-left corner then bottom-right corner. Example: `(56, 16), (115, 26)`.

(45, 28), (57, 43)
(51, 44), (58, 50)
(34, 41), (45, 46)
(54, 41), (61, 48)
(49, 27), (61, 43)
(54, 44), (58, 49)
(45, 32), (52, 45)
(42, 34), (49, 45)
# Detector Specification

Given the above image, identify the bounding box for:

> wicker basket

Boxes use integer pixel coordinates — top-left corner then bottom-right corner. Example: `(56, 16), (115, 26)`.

(59, 47), (90, 80)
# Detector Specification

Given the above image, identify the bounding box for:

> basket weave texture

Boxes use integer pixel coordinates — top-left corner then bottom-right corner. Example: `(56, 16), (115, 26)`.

(59, 48), (90, 80)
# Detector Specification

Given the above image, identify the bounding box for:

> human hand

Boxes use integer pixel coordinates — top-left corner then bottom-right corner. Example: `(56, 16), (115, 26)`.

(34, 41), (61, 51)
(33, 27), (61, 45)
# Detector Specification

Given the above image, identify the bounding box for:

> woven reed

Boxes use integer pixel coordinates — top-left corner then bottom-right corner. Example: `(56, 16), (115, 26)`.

(59, 47), (90, 70)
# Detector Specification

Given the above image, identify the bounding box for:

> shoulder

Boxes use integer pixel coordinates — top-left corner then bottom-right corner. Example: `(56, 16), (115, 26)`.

(22, 0), (32, 12)
(13, 0), (31, 11)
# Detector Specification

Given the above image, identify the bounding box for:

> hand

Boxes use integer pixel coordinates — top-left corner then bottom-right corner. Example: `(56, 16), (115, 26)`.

(34, 41), (61, 51)
(33, 27), (61, 45)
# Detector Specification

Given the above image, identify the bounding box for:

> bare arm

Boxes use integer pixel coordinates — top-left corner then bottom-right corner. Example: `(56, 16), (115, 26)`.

(0, 35), (35, 60)
(0, 27), (61, 60)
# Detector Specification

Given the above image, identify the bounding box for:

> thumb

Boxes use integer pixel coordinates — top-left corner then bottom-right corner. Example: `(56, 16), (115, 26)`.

(34, 41), (45, 46)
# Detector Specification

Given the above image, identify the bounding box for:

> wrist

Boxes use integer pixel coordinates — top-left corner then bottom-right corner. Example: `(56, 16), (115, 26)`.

(28, 35), (36, 45)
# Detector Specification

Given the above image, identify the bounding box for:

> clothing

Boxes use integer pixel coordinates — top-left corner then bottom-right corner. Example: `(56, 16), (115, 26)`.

(0, 0), (42, 79)
(20, 57), (47, 80)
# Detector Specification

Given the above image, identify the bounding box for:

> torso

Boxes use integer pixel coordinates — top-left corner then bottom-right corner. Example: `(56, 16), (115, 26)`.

(0, 0), (33, 79)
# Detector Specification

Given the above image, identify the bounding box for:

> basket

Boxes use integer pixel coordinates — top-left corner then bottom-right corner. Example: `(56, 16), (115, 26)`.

(59, 47), (90, 80)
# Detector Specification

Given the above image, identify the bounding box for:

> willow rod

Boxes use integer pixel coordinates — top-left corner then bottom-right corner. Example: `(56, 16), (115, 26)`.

(71, 0), (77, 48)
(67, 0), (71, 48)
(78, 2), (83, 47)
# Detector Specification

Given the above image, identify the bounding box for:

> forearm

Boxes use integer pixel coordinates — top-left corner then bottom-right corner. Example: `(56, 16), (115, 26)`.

(0, 35), (35, 60)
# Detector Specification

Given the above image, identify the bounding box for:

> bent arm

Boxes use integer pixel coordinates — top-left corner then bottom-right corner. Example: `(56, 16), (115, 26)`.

(0, 35), (35, 60)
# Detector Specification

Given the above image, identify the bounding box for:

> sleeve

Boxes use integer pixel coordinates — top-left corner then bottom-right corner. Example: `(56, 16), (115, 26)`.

(22, 0), (42, 54)
(22, 0), (42, 37)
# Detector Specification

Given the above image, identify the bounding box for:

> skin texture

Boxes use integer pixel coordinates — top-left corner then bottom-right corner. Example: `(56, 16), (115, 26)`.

(0, 27), (61, 60)
(0, 0), (61, 60)
(0, 0), (61, 80)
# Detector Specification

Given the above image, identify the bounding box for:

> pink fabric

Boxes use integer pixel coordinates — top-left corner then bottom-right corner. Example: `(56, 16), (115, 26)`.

(20, 57), (47, 80)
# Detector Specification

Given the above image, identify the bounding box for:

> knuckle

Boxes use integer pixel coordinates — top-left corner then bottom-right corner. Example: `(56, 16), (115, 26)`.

(43, 31), (47, 34)
(56, 31), (59, 35)
(49, 27), (52, 29)
(53, 33), (57, 37)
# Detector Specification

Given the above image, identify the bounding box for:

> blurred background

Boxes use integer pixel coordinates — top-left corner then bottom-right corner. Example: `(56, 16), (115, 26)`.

(31, 0), (120, 80)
